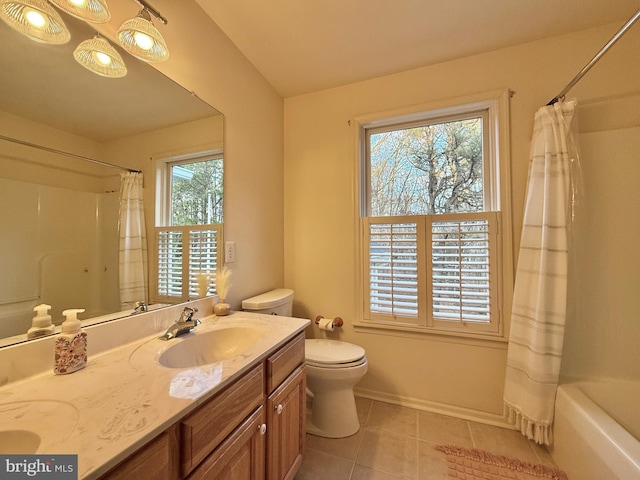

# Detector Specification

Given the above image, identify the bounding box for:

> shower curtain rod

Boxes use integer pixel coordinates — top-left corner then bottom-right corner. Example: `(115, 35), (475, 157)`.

(547, 9), (640, 105)
(0, 134), (141, 173)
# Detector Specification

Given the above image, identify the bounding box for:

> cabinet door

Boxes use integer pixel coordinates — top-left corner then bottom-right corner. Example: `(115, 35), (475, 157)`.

(188, 407), (266, 480)
(266, 365), (306, 480)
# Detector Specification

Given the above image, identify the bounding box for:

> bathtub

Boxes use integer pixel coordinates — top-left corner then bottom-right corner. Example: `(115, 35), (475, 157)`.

(551, 380), (640, 480)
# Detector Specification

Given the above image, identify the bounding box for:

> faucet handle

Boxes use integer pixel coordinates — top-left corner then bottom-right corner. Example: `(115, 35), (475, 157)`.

(182, 306), (198, 322)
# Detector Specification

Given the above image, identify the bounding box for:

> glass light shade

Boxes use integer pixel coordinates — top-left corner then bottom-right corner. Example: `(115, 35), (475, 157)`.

(49, 0), (111, 23)
(117, 8), (168, 63)
(73, 35), (127, 78)
(0, 0), (70, 44)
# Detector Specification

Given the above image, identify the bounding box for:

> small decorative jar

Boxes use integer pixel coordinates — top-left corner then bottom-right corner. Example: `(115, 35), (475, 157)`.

(214, 299), (230, 316)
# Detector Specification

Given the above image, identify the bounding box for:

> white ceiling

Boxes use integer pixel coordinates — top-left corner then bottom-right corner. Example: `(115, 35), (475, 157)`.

(197, 0), (640, 98)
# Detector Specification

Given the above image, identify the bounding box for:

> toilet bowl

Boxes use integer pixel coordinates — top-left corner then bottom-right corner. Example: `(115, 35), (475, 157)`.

(242, 289), (368, 438)
(305, 339), (368, 438)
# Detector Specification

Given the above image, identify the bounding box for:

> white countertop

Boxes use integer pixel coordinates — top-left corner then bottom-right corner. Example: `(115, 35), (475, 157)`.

(0, 309), (310, 479)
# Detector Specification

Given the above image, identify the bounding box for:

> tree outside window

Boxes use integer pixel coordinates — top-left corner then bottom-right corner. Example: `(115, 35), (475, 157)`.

(170, 157), (223, 226)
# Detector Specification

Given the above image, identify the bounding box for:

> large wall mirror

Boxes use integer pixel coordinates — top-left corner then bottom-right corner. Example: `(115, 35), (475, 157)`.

(0, 8), (224, 347)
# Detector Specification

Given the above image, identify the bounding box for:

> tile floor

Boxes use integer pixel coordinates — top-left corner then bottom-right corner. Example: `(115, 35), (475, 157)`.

(295, 397), (556, 480)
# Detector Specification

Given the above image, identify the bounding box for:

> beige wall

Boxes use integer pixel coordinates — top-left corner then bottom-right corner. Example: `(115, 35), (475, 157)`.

(283, 23), (640, 417)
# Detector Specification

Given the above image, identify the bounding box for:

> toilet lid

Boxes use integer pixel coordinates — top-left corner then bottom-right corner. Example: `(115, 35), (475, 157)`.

(305, 339), (365, 365)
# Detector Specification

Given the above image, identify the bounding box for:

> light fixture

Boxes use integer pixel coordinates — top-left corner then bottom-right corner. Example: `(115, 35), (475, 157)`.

(117, 6), (168, 63)
(48, 0), (111, 24)
(0, 0), (70, 44)
(73, 35), (127, 78)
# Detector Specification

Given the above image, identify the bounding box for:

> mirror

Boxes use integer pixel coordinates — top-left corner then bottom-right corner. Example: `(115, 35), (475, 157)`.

(0, 9), (224, 347)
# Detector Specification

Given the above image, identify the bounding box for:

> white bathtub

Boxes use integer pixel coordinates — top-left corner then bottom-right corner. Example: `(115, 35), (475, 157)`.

(551, 380), (640, 480)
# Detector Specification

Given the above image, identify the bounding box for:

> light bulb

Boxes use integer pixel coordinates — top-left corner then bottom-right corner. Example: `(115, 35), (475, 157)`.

(133, 31), (153, 50)
(94, 51), (111, 65)
(24, 8), (47, 28)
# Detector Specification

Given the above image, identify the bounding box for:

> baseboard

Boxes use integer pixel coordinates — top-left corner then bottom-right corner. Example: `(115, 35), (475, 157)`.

(353, 387), (514, 429)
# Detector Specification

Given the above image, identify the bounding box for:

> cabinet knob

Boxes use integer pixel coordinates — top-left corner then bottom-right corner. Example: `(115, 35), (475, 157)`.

(258, 423), (267, 435)
(275, 404), (283, 415)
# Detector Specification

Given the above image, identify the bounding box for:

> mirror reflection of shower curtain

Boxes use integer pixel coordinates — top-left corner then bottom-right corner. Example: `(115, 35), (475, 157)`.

(118, 172), (148, 309)
(504, 100), (579, 446)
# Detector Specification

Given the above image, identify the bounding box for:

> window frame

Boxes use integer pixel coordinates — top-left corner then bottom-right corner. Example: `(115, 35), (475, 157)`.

(152, 149), (224, 303)
(354, 90), (513, 340)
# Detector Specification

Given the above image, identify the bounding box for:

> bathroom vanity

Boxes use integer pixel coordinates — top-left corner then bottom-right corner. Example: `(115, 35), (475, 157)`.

(102, 333), (305, 480)
(0, 300), (309, 480)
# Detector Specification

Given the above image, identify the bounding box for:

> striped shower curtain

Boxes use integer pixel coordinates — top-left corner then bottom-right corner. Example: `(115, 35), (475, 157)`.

(503, 101), (578, 445)
(119, 172), (148, 309)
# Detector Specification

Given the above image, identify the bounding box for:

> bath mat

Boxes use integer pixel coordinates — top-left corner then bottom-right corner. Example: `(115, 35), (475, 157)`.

(435, 445), (569, 480)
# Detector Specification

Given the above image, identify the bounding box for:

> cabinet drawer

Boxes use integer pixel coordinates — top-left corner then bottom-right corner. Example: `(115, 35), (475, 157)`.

(265, 333), (305, 394)
(181, 363), (264, 477)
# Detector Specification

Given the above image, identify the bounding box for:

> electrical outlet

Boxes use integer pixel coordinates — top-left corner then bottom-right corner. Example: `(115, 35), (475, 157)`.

(225, 241), (236, 263)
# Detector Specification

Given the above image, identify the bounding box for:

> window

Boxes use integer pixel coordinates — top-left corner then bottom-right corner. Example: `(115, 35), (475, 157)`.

(154, 151), (223, 302)
(357, 91), (512, 337)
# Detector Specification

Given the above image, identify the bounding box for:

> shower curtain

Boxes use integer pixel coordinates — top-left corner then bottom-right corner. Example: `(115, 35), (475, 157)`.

(119, 172), (148, 310)
(503, 100), (578, 445)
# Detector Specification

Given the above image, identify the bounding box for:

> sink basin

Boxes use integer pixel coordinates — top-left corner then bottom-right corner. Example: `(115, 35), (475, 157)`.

(0, 430), (40, 454)
(158, 326), (265, 368)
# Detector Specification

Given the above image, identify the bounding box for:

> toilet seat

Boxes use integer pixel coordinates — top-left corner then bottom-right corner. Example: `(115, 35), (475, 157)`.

(305, 339), (366, 369)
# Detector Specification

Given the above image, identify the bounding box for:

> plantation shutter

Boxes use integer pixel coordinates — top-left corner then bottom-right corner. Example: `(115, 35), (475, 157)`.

(364, 217), (425, 325)
(155, 225), (222, 302)
(157, 230), (183, 298)
(363, 212), (499, 333)
(429, 212), (499, 332)
(188, 229), (220, 297)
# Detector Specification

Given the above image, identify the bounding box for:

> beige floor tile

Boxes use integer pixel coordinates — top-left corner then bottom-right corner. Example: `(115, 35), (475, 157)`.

(367, 401), (418, 438)
(351, 464), (412, 480)
(417, 441), (450, 480)
(418, 411), (473, 448)
(306, 429), (364, 461)
(468, 422), (539, 463)
(356, 427), (418, 479)
(355, 396), (373, 426)
(295, 448), (354, 480)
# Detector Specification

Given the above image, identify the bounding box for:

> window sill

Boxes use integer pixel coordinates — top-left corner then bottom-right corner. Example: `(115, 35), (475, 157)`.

(353, 321), (508, 349)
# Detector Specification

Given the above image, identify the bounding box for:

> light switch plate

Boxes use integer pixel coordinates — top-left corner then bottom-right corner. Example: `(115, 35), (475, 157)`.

(225, 241), (235, 263)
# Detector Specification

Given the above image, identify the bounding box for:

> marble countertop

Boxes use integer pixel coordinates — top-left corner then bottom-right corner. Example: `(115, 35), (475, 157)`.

(0, 310), (310, 479)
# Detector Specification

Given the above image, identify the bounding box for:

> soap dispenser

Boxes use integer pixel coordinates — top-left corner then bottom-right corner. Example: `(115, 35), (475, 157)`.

(54, 308), (87, 375)
(27, 304), (55, 339)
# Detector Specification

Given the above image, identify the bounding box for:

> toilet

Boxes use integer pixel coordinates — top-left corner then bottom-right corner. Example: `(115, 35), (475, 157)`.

(242, 289), (368, 438)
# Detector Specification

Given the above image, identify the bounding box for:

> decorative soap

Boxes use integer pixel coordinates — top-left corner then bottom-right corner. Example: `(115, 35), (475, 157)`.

(54, 308), (87, 375)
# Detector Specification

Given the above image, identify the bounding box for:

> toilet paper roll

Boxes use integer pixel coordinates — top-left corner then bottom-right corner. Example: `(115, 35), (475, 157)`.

(318, 317), (334, 331)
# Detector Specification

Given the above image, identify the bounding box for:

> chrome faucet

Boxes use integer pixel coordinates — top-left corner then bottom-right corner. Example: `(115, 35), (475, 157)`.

(132, 301), (148, 314)
(159, 307), (200, 340)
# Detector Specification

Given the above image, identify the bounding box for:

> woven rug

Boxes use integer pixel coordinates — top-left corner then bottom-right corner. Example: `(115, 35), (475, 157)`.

(435, 445), (569, 480)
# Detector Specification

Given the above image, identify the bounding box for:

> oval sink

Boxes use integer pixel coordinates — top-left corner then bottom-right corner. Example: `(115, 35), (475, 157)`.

(0, 430), (41, 454)
(158, 326), (265, 368)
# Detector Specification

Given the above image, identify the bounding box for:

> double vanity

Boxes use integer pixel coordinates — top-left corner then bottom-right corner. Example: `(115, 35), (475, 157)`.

(0, 298), (310, 479)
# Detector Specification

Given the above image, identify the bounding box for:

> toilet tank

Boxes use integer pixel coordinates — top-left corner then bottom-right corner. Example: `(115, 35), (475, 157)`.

(242, 289), (294, 316)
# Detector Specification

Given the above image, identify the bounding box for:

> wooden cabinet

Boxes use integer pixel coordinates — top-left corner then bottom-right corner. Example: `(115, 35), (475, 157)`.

(180, 364), (264, 478)
(266, 365), (306, 480)
(99, 333), (306, 480)
(187, 407), (266, 480)
(100, 425), (180, 480)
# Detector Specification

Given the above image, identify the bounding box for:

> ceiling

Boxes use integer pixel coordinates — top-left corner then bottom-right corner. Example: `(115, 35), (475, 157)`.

(196, 0), (640, 98)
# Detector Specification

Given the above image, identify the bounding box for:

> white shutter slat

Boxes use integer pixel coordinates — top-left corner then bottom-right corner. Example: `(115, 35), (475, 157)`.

(155, 225), (222, 300)
(431, 218), (492, 324)
(368, 221), (419, 317)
